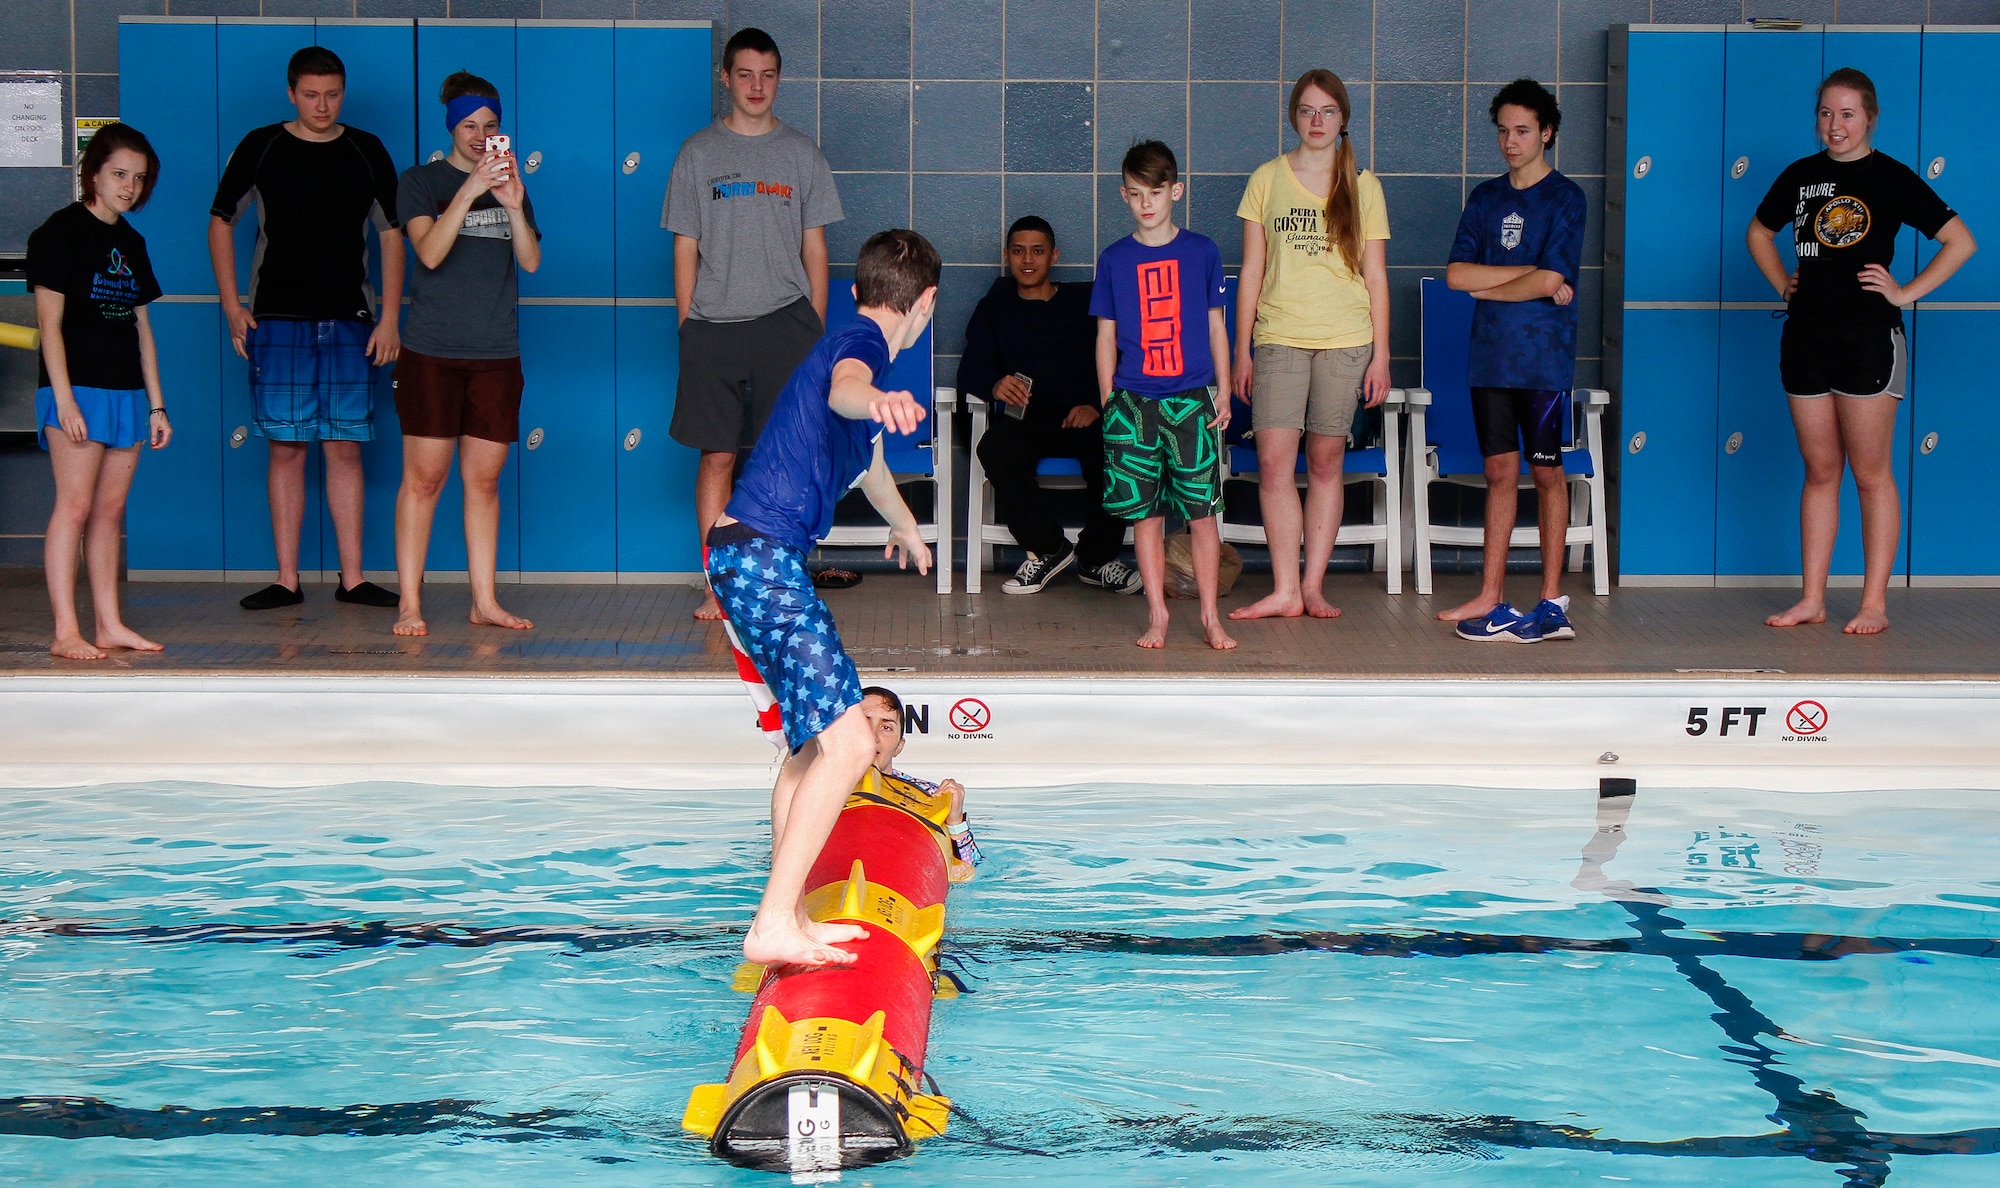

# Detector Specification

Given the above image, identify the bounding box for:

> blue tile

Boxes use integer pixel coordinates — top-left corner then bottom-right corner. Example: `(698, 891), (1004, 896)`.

(1554, 84), (1605, 177)
(264, 0), (358, 16)
(544, 0), (637, 17)
(1186, 173), (1250, 269)
(772, 78), (817, 141)
(824, 0), (911, 80)
(360, 0), (446, 16)
(1190, 82), (1281, 174)
(77, 0), (164, 75)
(1005, 172), (1095, 257)
(1097, 173), (1138, 255)
(1930, 0), (2000, 20)
(1096, 82), (1186, 171)
(1650, 0), (1741, 18)
(1373, 84), (1463, 175)
(1572, 172), (1605, 272)
(636, 0), (725, 18)
(914, 81), (1001, 172)
(1193, 0), (1279, 81)
(1469, 0), (1558, 84)
(915, 174), (1004, 266)
(449, 0), (541, 17)
(1378, 175), (1464, 267)
(1280, 84), (1372, 174)
(170, 0), (259, 15)
(826, 171), (911, 263)
(1281, 0), (1374, 84)
(820, 81), (910, 171)
(1003, 82), (1092, 173)
(1838, 0), (1927, 20)
(1559, 0), (1649, 83)
(1005, 0), (1094, 80)
(2, 0), (70, 72)
(0, 169), (75, 254)
(75, 75), (120, 120)
(915, 0), (1001, 79)
(933, 264), (998, 361)
(731, 0), (820, 80)
(1376, 0), (1466, 82)
(1387, 267), (1424, 361)
(1744, 0), (1833, 20)
(1099, 0), (1188, 81)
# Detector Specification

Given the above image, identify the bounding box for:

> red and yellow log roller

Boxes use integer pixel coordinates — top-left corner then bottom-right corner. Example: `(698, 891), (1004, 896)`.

(683, 767), (958, 1172)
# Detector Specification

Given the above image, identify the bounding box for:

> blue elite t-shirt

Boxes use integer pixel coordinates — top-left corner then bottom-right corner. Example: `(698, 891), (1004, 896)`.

(726, 318), (890, 555)
(1090, 228), (1229, 397)
(1447, 169), (1587, 392)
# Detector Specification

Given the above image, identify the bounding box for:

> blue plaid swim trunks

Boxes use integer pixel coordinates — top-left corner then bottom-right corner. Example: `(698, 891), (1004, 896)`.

(246, 318), (376, 442)
(704, 524), (863, 752)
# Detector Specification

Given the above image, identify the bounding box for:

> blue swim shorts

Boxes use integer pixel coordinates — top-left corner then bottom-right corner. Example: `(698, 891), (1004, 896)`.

(36, 386), (150, 451)
(247, 318), (376, 442)
(704, 525), (863, 753)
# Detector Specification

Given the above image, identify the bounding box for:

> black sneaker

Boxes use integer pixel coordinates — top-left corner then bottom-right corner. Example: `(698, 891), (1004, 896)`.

(335, 580), (400, 608)
(1077, 558), (1144, 595)
(239, 583), (304, 611)
(1002, 545), (1075, 594)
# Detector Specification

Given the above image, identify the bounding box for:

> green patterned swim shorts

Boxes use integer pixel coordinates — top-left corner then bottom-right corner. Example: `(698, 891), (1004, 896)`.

(1100, 386), (1223, 522)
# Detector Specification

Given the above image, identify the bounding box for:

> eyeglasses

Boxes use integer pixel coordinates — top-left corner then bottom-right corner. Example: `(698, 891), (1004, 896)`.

(1298, 106), (1343, 123)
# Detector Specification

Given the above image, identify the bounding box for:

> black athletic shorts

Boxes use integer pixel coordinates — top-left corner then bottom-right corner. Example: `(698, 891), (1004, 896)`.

(1470, 386), (1563, 467)
(670, 297), (823, 453)
(1779, 319), (1906, 399)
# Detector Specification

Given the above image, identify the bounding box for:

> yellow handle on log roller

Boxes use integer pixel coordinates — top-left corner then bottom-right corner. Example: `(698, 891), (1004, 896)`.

(0, 322), (41, 351)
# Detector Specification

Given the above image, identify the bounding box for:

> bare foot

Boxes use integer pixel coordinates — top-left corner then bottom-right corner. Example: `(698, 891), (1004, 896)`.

(743, 919), (860, 968)
(1202, 616), (1239, 651)
(96, 625), (163, 652)
(1843, 607), (1889, 635)
(694, 592), (725, 621)
(1137, 614), (1170, 649)
(51, 634), (105, 660)
(1229, 591), (1303, 620)
(1765, 600), (1826, 628)
(1437, 595), (1502, 623)
(470, 603), (533, 631)
(393, 608), (429, 637)
(1301, 592), (1343, 620)
(801, 920), (870, 947)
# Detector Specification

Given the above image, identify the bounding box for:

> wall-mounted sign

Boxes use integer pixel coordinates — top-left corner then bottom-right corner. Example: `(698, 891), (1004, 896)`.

(0, 76), (65, 168)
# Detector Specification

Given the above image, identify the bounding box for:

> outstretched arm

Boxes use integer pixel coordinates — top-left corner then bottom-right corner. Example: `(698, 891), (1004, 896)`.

(857, 440), (931, 574)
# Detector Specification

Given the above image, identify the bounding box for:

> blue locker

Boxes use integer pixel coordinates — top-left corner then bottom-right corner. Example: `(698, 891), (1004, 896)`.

(1714, 310), (1799, 578)
(613, 23), (713, 299)
(519, 307), (617, 573)
(517, 23), (615, 297)
(1618, 30), (1725, 303)
(1915, 31), (1998, 290)
(1617, 309), (1719, 579)
(1720, 28), (1823, 302)
(119, 19), (219, 295)
(614, 305), (695, 573)
(1908, 312), (2000, 577)
(126, 304), (226, 573)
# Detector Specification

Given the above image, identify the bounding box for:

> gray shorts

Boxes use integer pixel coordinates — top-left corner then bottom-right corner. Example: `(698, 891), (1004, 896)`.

(670, 297), (823, 454)
(1250, 342), (1371, 439)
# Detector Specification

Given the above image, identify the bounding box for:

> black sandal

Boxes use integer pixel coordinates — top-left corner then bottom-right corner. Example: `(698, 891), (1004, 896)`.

(811, 567), (862, 590)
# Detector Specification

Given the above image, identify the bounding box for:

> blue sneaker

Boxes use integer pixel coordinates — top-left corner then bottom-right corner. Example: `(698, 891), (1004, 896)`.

(1456, 602), (1543, 644)
(1531, 595), (1576, 640)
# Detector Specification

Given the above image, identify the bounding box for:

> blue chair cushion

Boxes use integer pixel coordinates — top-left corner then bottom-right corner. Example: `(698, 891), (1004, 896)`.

(1036, 457), (1083, 478)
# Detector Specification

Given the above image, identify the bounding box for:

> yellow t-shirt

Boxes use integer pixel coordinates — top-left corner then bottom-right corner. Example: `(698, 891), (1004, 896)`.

(1236, 155), (1391, 350)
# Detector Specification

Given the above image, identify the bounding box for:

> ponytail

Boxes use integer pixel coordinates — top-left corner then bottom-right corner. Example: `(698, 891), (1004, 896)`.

(1288, 69), (1364, 275)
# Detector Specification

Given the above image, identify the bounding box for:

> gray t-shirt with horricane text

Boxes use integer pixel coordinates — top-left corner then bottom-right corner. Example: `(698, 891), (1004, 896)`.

(662, 119), (842, 324)
(396, 159), (540, 359)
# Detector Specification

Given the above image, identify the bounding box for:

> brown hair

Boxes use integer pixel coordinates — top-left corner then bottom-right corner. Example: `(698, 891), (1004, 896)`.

(439, 70), (499, 105)
(1121, 140), (1178, 189)
(855, 229), (941, 313)
(723, 26), (782, 73)
(1288, 70), (1363, 274)
(78, 123), (160, 212)
(1818, 67), (1879, 122)
(287, 46), (345, 88)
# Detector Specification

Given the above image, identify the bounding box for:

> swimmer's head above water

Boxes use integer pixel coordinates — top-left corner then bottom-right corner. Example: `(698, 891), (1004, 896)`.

(860, 686), (906, 775)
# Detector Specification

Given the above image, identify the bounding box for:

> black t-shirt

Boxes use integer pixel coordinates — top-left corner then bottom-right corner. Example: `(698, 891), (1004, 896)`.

(957, 277), (1099, 429)
(1754, 150), (1955, 328)
(210, 123), (401, 322)
(26, 202), (164, 391)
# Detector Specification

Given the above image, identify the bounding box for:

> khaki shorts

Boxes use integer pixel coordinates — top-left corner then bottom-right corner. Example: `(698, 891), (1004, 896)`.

(1251, 342), (1371, 439)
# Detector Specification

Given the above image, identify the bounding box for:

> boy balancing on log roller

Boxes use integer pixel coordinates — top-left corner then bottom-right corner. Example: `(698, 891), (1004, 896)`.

(703, 229), (941, 969)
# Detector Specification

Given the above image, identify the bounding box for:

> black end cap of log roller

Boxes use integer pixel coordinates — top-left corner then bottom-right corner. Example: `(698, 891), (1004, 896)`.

(1599, 777), (1637, 799)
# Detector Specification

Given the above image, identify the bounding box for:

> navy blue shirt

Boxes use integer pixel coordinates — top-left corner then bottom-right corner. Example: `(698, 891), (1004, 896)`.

(1090, 229), (1229, 397)
(1448, 169), (1587, 391)
(726, 318), (890, 555)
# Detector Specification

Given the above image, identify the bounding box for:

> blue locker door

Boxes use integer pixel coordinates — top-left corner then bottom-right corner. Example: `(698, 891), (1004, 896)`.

(119, 19), (219, 296)
(519, 308), (617, 573)
(1909, 312), (2000, 577)
(1720, 28), (1823, 302)
(127, 304), (226, 572)
(1916, 31), (1999, 291)
(614, 306), (694, 572)
(315, 19), (421, 578)
(1621, 31), (1725, 303)
(517, 23), (615, 298)
(217, 19), (324, 576)
(1616, 309), (1718, 579)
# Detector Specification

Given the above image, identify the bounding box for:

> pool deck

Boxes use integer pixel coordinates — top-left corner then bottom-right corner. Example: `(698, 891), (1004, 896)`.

(2, 567), (1996, 682)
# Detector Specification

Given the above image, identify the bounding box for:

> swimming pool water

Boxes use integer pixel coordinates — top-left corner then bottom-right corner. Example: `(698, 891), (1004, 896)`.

(1, 780), (1996, 1185)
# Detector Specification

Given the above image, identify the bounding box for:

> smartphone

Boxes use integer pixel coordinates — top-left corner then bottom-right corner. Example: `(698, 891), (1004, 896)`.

(1003, 372), (1032, 420)
(485, 134), (511, 181)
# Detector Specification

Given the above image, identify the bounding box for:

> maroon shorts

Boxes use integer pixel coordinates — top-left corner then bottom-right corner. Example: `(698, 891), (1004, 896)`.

(391, 350), (523, 443)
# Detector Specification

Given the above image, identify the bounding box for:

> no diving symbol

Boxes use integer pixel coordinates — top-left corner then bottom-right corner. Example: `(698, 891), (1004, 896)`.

(949, 697), (991, 733)
(1787, 700), (1828, 736)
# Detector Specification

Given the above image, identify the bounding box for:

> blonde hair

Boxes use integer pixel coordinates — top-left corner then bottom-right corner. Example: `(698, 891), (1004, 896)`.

(1288, 69), (1362, 274)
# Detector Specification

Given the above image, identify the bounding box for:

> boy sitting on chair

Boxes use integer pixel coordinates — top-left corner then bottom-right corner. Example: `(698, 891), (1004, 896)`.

(704, 229), (940, 968)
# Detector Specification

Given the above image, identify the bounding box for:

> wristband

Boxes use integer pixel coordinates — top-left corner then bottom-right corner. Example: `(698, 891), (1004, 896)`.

(947, 820), (970, 835)
(149, 406), (168, 417)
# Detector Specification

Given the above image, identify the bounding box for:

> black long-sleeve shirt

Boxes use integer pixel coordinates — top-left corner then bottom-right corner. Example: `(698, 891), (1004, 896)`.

(956, 276), (1097, 429)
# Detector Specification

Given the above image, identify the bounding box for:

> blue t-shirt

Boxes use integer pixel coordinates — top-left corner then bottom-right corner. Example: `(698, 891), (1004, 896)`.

(1447, 169), (1587, 391)
(1090, 228), (1229, 397)
(726, 318), (890, 555)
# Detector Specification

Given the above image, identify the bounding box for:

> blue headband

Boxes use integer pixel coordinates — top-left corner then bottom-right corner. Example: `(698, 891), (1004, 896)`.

(444, 93), (501, 133)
